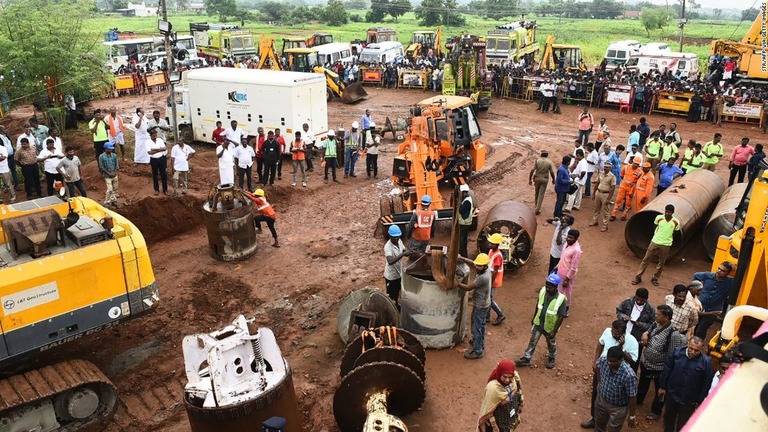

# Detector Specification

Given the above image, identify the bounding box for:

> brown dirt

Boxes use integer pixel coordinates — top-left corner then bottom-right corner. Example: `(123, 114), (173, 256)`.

(7, 86), (760, 431)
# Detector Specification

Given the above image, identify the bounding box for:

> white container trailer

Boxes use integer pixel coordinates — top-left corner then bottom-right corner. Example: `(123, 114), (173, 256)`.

(625, 52), (699, 78)
(172, 68), (328, 145)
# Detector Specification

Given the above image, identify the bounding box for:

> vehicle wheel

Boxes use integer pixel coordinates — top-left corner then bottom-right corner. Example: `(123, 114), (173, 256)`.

(179, 125), (193, 143)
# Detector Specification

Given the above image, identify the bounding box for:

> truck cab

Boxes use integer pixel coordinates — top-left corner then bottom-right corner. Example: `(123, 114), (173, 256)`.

(604, 40), (641, 69)
(367, 27), (397, 44)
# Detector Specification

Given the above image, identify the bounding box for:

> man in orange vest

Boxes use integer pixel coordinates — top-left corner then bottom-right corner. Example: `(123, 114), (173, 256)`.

(244, 188), (280, 248)
(407, 194), (438, 254)
(487, 233), (506, 326)
(634, 162), (655, 213)
(107, 106), (126, 161)
(611, 156), (643, 222)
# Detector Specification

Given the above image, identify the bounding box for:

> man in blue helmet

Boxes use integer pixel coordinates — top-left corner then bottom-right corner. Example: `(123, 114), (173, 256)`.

(384, 225), (412, 306)
(515, 273), (568, 369)
(407, 194), (438, 255)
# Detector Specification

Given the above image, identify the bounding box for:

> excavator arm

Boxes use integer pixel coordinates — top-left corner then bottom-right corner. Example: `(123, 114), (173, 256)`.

(257, 35), (281, 71)
(540, 34), (557, 71)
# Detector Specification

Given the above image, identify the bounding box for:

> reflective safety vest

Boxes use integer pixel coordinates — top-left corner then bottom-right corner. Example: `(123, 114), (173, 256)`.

(488, 248), (504, 288)
(457, 196), (474, 226)
(412, 209), (436, 241)
(533, 287), (567, 334)
(253, 197), (276, 219)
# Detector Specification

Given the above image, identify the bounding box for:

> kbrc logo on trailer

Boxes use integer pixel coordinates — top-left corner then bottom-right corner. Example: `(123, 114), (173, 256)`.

(227, 90), (247, 103)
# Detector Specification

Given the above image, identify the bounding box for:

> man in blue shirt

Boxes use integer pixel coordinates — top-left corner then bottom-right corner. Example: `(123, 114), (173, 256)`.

(659, 337), (714, 432)
(657, 157), (684, 195)
(554, 155), (572, 217)
(610, 144), (624, 185)
(627, 125), (640, 150)
(637, 117), (651, 152)
(693, 262), (734, 339)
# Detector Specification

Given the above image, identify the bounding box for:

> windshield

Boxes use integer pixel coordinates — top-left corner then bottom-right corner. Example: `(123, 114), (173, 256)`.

(413, 34), (427, 44)
(606, 49), (616, 58)
(626, 57), (638, 66)
(497, 40), (510, 51)
(486, 39), (496, 50)
(360, 52), (380, 63)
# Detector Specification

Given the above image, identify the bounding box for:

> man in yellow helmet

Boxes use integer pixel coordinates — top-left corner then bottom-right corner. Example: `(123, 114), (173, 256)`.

(458, 253), (492, 360)
(487, 233), (506, 326)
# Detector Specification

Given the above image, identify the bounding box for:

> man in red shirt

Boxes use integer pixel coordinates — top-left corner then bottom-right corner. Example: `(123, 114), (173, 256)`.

(487, 233), (506, 326)
(275, 128), (286, 180)
(212, 121), (225, 146)
(728, 137), (754, 186)
(254, 127), (265, 184)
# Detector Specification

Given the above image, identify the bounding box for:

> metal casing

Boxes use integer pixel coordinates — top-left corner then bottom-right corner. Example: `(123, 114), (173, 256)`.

(703, 183), (749, 259)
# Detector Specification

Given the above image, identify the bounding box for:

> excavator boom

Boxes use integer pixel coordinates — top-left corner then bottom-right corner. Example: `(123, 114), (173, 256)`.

(257, 35), (282, 71)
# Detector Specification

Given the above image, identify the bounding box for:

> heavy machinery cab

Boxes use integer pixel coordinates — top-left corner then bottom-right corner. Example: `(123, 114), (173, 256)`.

(281, 37), (308, 55)
(308, 33), (334, 47)
(367, 27), (397, 44)
(284, 48), (320, 72)
(541, 35), (585, 72)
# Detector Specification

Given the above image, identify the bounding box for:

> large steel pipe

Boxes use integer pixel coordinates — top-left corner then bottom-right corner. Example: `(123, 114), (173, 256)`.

(625, 169), (725, 258)
(476, 200), (537, 269)
(203, 184), (258, 261)
(703, 183), (748, 259)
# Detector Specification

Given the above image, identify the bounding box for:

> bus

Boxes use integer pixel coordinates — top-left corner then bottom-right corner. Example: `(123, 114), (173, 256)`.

(103, 35), (197, 72)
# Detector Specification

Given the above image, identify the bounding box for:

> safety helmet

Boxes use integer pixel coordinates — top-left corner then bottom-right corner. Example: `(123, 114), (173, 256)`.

(546, 273), (561, 285)
(104, 143), (115, 150)
(642, 162), (651, 168)
(369, 122), (376, 128)
(421, 195), (432, 205)
(254, 188), (265, 197)
(488, 233), (503, 245)
(327, 129), (335, 136)
(352, 121), (360, 129)
(388, 225), (402, 237)
(474, 253), (491, 266)
(633, 156), (642, 164)
(459, 184), (470, 192)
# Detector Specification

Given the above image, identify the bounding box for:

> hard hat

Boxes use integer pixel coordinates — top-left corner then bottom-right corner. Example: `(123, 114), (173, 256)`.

(633, 156), (642, 164)
(369, 121), (376, 127)
(643, 162), (651, 168)
(352, 121), (359, 128)
(254, 188), (265, 197)
(473, 253), (491, 266)
(459, 184), (470, 192)
(104, 143), (115, 150)
(388, 225), (402, 237)
(327, 129), (335, 136)
(421, 195), (432, 205)
(488, 233), (503, 245)
(546, 273), (561, 285)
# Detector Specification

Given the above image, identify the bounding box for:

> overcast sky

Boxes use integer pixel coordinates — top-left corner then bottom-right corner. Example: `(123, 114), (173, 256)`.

(644, 0), (760, 9)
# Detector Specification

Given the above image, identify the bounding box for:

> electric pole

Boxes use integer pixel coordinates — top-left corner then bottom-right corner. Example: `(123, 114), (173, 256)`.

(160, 0), (179, 142)
(679, 0), (687, 52)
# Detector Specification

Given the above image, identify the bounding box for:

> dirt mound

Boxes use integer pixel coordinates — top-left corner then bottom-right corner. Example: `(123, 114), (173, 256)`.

(308, 237), (350, 258)
(119, 196), (204, 244)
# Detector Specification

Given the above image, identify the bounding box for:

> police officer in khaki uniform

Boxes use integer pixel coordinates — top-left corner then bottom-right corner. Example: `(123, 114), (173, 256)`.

(590, 162), (616, 232)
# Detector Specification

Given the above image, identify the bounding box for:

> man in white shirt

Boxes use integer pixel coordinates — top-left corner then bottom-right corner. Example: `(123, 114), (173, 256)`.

(217, 139), (235, 185)
(584, 143), (599, 197)
(132, 108), (150, 165)
(566, 149), (589, 211)
(37, 138), (65, 196)
(146, 128), (169, 195)
(0, 125), (18, 191)
(57, 146), (87, 197)
(147, 110), (171, 142)
(223, 120), (243, 147)
(16, 125), (38, 151)
(170, 138), (196, 196)
(48, 127), (63, 153)
(300, 123), (315, 172)
(0, 143), (15, 203)
(233, 138), (255, 191)
(624, 143), (644, 165)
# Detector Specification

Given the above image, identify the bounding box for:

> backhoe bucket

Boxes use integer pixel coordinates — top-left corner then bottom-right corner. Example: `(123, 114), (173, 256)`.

(341, 82), (368, 104)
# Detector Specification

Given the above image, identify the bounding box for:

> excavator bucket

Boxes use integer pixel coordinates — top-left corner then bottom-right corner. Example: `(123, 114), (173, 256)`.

(341, 82), (368, 104)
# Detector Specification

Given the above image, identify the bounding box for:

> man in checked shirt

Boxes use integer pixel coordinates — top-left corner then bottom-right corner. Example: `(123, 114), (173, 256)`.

(593, 346), (638, 431)
(664, 285), (698, 336)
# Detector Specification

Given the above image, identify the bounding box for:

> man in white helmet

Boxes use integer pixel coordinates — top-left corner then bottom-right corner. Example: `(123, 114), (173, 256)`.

(407, 194), (438, 254)
(344, 121), (363, 178)
(364, 121), (380, 179)
(322, 129), (340, 183)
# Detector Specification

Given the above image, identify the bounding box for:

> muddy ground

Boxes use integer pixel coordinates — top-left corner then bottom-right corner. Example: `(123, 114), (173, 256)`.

(2, 87), (759, 431)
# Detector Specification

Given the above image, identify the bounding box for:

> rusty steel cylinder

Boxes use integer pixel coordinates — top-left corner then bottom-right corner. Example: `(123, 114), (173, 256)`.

(203, 184), (258, 261)
(703, 183), (748, 260)
(476, 200), (537, 269)
(625, 169), (725, 258)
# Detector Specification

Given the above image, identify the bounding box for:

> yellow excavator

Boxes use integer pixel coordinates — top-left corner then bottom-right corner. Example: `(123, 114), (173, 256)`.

(256, 34), (282, 71)
(540, 34), (585, 72)
(283, 47), (367, 103)
(0, 195), (159, 429)
(708, 161), (768, 358)
(710, 13), (768, 82)
(405, 26), (442, 60)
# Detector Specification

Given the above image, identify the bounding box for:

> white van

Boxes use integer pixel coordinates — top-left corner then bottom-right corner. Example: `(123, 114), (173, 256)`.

(639, 42), (671, 54)
(316, 42), (355, 67)
(604, 40), (641, 69)
(359, 41), (404, 65)
(625, 52), (699, 77)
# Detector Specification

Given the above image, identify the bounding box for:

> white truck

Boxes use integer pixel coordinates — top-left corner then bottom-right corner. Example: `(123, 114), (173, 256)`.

(172, 68), (328, 145)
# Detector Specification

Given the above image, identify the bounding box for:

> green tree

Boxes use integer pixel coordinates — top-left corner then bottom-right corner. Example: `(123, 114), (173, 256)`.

(367, 0), (389, 22)
(416, 0), (465, 26)
(640, 7), (671, 36)
(712, 8), (722, 20)
(260, 1), (293, 22)
(591, 0), (624, 19)
(289, 5), (314, 24)
(0, 0), (108, 116)
(484, 0), (516, 20)
(344, 0), (367, 10)
(742, 7), (759, 21)
(388, 0), (411, 22)
(205, 0), (239, 21)
(323, 0), (349, 26)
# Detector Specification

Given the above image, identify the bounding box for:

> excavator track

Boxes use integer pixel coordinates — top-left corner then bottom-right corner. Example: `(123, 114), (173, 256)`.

(0, 359), (117, 432)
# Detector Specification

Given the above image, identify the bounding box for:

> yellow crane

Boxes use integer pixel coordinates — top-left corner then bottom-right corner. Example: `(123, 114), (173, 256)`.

(257, 35), (282, 70)
(540, 34), (585, 72)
